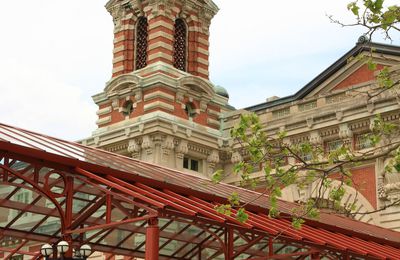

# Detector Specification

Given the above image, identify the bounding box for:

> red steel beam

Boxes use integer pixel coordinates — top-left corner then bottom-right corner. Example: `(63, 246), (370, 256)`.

(75, 167), (165, 209)
(107, 176), (197, 217)
(232, 235), (265, 258)
(65, 214), (156, 234)
(0, 246), (37, 257)
(4, 239), (28, 260)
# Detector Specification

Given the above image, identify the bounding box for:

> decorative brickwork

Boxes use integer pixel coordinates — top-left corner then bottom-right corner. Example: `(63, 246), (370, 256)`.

(106, 0), (218, 80)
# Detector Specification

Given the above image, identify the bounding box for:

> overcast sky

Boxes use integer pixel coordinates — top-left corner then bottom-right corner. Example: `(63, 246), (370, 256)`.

(0, 0), (390, 141)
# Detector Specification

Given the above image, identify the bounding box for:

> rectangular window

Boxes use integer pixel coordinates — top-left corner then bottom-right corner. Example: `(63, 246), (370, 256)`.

(325, 139), (343, 153)
(355, 133), (373, 150)
(183, 157), (200, 172)
(272, 108), (290, 119)
(298, 101), (317, 111)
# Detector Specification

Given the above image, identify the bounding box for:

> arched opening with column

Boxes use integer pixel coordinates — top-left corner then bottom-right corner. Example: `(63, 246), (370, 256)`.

(281, 179), (378, 224)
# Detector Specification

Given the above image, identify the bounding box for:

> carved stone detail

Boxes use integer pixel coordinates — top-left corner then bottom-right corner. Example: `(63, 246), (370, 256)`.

(306, 117), (314, 128)
(176, 140), (188, 159)
(231, 151), (243, 164)
(141, 135), (153, 155)
(336, 110), (343, 121)
(207, 150), (219, 164)
(338, 124), (353, 139)
(128, 139), (141, 158)
(309, 131), (322, 145)
(162, 136), (175, 155)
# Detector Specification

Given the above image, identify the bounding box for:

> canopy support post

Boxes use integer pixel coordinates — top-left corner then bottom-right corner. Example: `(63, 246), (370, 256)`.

(145, 217), (159, 260)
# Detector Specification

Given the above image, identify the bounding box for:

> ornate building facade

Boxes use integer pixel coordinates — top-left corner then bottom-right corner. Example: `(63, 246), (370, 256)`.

(82, 0), (400, 232)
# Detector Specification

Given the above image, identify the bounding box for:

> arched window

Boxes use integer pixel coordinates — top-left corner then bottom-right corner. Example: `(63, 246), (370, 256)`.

(135, 17), (148, 70)
(173, 18), (187, 71)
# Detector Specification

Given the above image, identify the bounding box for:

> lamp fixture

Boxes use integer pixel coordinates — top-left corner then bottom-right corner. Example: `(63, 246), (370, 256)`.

(40, 242), (92, 260)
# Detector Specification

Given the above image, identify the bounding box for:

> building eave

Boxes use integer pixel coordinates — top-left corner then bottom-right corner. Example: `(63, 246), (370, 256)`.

(245, 41), (400, 112)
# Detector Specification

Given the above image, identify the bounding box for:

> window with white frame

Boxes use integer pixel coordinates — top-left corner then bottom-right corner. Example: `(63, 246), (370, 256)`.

(325, 139), (343, 153)
(355, 133), (374, 150)
(183, 157), (201, 172)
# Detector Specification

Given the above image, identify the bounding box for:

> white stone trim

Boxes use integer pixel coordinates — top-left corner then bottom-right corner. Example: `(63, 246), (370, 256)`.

(113, 45), (125, 54)
(144, 101), (175, 112)
(196, 47), (209, 56)
(148, 41), (173, 52)
(144, 90), (174, 102)
(148, 20), (174, 31)
(112, 65), (124, 74)
(197, 37), (209, 46)
(207, 109), (219, 117)
(197, 67), (209, 76)
(113, 35), (126, 44)
(207, 118), (220, 128)
(96, 116), (112, 126)
(112, 55), (125, 63)
(96, 106), (112, 116)
(197, 57), (209, 66)
(148, 52), (173, 62)
(148, 31), (174, 41)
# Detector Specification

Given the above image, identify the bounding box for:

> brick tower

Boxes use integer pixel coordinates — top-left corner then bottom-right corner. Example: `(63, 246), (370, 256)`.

(85, 0), (233, 177)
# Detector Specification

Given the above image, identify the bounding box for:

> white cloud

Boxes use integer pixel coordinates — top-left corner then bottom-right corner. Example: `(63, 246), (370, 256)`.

(0, 1), (396, 138)
(0, 59), (97, 140)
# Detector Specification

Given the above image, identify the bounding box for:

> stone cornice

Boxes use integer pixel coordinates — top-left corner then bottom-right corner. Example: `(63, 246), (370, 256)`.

(82, 111), (225, 148)
(96, 62), (229, 107)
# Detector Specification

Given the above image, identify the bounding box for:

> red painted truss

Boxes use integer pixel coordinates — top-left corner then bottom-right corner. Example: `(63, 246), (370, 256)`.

(0, 122), (400, 259)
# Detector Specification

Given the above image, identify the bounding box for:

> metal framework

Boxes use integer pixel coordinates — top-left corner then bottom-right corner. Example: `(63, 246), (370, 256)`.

(0, 122), (400, 259)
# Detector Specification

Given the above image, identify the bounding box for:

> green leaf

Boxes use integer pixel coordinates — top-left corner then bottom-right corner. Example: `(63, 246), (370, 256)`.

(228, 192), (240, 206)
(236, 208), (249, 223)
(215, 204), (232, 216)
(212, 169), (224, 184)
(347, 2), (360, 16)
(292, 217), (305, 229)
(367, 59), (377, 70)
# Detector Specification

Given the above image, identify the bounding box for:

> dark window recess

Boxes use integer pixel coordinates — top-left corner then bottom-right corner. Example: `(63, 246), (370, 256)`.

(173, 18), (187, 71)
(183, 157), (189, 169)
(191, 160), (199, 171)
(183, 157), (199, 172)
(136, 17), (148, 70)
(185, 102), (196, 118)
(122, 100), (134, 116)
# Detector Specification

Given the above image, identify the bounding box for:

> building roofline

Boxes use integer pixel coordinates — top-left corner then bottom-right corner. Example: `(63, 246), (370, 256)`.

(245, 41), (400, 112)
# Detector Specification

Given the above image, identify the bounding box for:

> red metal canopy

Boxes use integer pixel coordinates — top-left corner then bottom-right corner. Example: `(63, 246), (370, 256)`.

(0, 122), (400, 259)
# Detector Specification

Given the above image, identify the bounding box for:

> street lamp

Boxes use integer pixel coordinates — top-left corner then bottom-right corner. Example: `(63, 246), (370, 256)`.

(79, 244), (92, 258)
(40, 241), (92, 260)
(57, 241), (69, 258)
(40, 244), (53, 260)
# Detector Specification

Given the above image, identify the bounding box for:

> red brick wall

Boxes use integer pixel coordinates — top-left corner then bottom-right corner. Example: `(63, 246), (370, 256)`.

(333, 64), (384, 90)
(350, 165), (377, 209)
